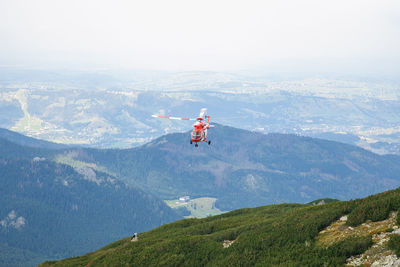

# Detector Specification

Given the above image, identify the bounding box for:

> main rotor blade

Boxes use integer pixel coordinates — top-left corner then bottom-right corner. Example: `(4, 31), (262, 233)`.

(152, 115), (195, 121)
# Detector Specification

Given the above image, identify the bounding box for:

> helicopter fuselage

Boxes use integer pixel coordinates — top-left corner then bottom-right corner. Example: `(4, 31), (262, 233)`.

(190, 116), (211, 147)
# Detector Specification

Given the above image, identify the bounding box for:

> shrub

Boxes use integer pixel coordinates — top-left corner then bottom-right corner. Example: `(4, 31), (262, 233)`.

(329, 235), (373, 258)
(347, 199), (392, 226)
(397, 208), (400, 225)
(388, 235), (400, 257)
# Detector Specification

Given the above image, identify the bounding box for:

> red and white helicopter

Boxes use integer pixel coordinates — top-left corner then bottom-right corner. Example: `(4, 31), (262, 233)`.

(152, 108), (213, 147)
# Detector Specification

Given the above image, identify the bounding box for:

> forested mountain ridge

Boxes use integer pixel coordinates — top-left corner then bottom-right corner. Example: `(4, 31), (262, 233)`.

(0, 138), (181, 267)
(84, 124), (400, 210)
(39, 187), (400, 266)
(3, 124), (400, 211)
(0, 128), (69, 150)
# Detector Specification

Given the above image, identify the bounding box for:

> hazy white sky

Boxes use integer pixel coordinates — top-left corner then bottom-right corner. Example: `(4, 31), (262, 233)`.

(0, 0), (399, 72)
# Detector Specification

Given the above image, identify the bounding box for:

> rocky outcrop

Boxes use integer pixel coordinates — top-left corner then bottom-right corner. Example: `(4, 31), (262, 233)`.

(371, 255), (400, 267)
(316, 211), (400, 266)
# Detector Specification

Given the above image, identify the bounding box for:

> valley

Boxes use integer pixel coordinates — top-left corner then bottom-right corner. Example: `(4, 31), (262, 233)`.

(1, 69), (400, 154)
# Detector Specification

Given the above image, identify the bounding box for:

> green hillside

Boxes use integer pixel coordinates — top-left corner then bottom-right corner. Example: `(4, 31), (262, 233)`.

(40, 188), (400, 266)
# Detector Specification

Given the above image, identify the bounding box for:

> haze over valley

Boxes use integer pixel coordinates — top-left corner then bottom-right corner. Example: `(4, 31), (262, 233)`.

(1, 69), (400, 155)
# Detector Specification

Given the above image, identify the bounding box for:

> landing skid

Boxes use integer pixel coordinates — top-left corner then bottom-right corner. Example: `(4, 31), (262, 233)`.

(191, 141), (211, 147)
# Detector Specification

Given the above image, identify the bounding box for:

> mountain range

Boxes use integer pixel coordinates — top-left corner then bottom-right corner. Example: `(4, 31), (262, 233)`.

(83, 124), (400, 211)
(1, 69), (400, 154)
(2, 124), (400, 266)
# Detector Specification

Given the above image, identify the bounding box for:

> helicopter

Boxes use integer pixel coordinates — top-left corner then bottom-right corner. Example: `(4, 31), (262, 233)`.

(152, 108), (213, 147)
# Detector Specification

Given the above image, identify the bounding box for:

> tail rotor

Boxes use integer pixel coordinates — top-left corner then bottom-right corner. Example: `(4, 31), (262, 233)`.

(199, 108), (207, 119)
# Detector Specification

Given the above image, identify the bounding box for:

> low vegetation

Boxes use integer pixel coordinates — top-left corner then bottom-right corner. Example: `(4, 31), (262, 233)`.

(39, 187), (400, 266)
(388, 235), (400, 257)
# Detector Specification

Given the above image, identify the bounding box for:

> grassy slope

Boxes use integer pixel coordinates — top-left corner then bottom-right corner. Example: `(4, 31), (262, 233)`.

(54, 154), (116, 176)
(40, 187), (400, 266)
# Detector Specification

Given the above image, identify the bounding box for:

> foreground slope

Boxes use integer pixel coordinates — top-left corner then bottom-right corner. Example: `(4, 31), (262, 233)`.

(0, 138), (181, 267)
(41, 188), (400, 266)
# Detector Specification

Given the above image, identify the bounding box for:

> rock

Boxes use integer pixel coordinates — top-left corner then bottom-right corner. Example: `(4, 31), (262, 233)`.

(371, 255), (400, 267)
(340, 216), (348, 221)
(346, 255), (364, 266)
(223, 240), (235, 248)
(131, 233), (138, 242)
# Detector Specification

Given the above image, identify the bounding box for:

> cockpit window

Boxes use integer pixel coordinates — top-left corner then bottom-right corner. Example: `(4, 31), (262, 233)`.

(192, 131), (201, 139)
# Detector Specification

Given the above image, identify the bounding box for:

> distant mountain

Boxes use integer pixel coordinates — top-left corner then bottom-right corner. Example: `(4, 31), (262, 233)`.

(0, 138), (181, 267)
(78, 124), (400, 211)
(39, 186), (400, 266)
(1, 71), (400, 154)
